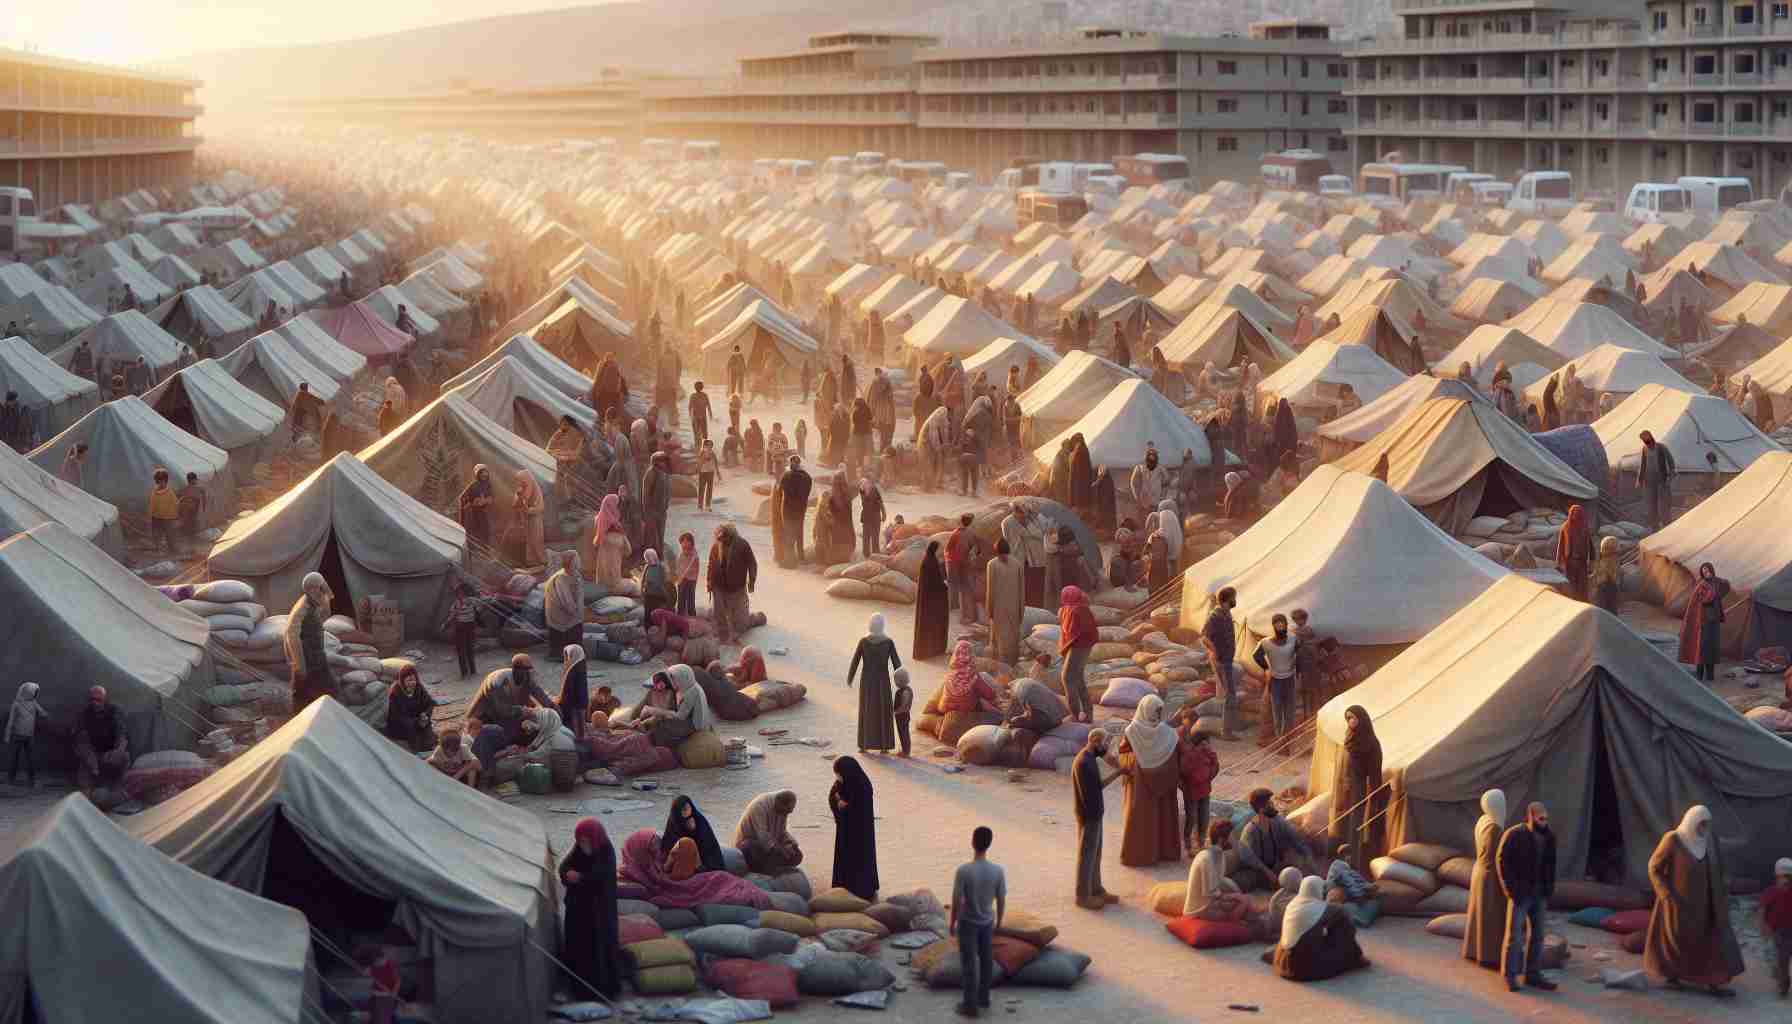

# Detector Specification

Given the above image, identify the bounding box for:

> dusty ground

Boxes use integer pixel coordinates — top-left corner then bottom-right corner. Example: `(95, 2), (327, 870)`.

(2, 385), (1785, 1022)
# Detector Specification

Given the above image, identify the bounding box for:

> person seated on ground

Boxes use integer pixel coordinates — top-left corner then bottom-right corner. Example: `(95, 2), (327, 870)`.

(881, 514), (907, 552)
(1007, 666), (1069, 734)
(477, 705), (562, 781)
(1268, 876), (1371, 981)
(661, 795), (727, 873)
(585, 710), (664, 777)
(1260, 866), (1305, 942)
(734, 790), (804, 874)
(1324, 858), (1375, 907)
(427, 729), (480, 788)
(1185, 820), (1254, 923)
(626, 666), (714, 748)
(72, 686), (129, 795)
(664, 837), (702, 880)
(466, 653), (553, 745)
(725, 646), (768, 688)
(939, 641), (1003, 714)
(1232, 787), (1319, 892)
(590, 686), (622, 718)
(620, 829), (772, 910)
(648, 607), (707, 641)
(383, 665), (437, 752)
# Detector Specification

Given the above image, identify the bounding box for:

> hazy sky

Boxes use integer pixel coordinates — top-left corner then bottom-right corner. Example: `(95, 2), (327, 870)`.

(7, 1), (609, 66)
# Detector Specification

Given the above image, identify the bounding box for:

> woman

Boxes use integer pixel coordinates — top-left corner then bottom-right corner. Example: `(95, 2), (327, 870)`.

(938, 640), (1001, 714)
(1069, 434), (1094, 514)
(1644, 805), (1743, 995)
(1155, 499), (1183, 568)
(513, 470), (546, 567)
(1270, 398), (1298, 470)
(638, 549), (675, 620)
(734, 790), (804, 874)
(457, 465), (495, 550)
(1044, 526), (1092, 614)
(1273, 876), (1371, 982)
(646, 665), (712, 748)
(1678, 562), (1730, 682)
(558, 645), (590, 741)
(1463, 789), (1507, 969)
(620, 830), (771, 910)
(913, 541), (950, 660)
(725, 646), (767, 687)
(847, 613), (901, 753)
(384, 376), (408, 418)
(1262, 866), (1305, 941)
(660, 796), (726, 874)
(543, 551), (584, 654)
(1144, 531), (1172, 595)
(560, 818), (622, 998)
(383, 665), (436, 752)
(590, 494), (631, 589)
(1058, 585), (1098, 724)
(1327, 705), (1385, 874)
(1554, 504), (1593, 602)
(821, 473), (856, 565)
(829, 756), (879, 902)
(827, 403), (851, 468)
(1116, 694), (1182, 867)
(1592, 536), (1622, 613)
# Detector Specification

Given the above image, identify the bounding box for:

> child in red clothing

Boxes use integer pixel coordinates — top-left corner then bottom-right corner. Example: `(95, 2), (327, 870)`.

(1763, 857), (1792, 997)
(357, 944), (400, 1024)
(1177, 725), (1219, 857)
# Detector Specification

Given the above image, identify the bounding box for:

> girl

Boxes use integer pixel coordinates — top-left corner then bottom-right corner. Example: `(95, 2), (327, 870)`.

(674, 532), (700, 616)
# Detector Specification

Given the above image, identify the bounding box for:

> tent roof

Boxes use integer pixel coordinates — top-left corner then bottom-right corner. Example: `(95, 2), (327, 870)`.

(1636, 266), (1716, 314)
(265, 261), (327, 307)
(694, 283), (783, 338)
(220, 270), (300, 320)
(1017, 350), (1141, 425)
(310, 301), (415, 359)
(1180, 466), (1507, 644)
(1059, 276), (1138, 319)
(1033, 378), (1215, 472)
(361, 391), (560, 504)
(14, 286), (102, 334)
(151, 285), (256, 339)
(1523, 342), (1703, 403)
(216, 330), (341, 406)
(1431, 325), (1566, 387)
(902, 295), (1019, 356)
(1690, 321), (1783, 368)
(398, 270), (471, 318)
(0, 440), (118, 549)
(1709, 281), (1792, 331)
(58, 310), (185, 371)
(823, 263), (895, 305)
(1593, 382), (1777, 476)
(699, 299), (819, 363)
(0, 264), (48, 305)
(279, 315), (368, 382)
(0, 796), (316, 1024)
(858, 275), (927, 320)
(1640, 451), (1792, 608)
(142, 358), (286, 452)
(0, 334), (98, 409)
(29, 395), (230, 511)
(1258, 339), (1409, 408)
(1663, 240), (1784, 291)
(1158, 301), (1296, 372)
(1501, 299), (1676, 359)
(961, 335), (1060, 384)
(532, 297), (633, 360)
(1204, 281), (1294, 328)
(293, 246), (350, 286)
(444, 356), (596, 433)
(1014, 261), (1081, 305)
(364, 286), (441, 339)
(1331, 395), (1597, 505)
(1317, 374), (1488, 449)
(442, 333), (590, 400)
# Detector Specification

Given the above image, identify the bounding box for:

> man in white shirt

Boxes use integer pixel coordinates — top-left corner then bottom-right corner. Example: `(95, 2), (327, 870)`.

(1252, 613), (1300, 739)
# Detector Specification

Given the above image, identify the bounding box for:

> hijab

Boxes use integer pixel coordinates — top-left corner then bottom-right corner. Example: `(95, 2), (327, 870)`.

(667, 664), (714, 731)
(735, 790), (797, 847)
(733, 646), (767, 685)
(941, 640), (982, 705)
(1125, 694), (1179, 770)
(574, 816), (609, 851)
(514, 471), (543, 510)
(462, 464), (493, 502)
(523, 705), (563, 757)
(920, 541), (946, 590)
(1279, 876), (1329, 948)
(1156, 499), (1182, 563)
(1593, 535), (1621, 586)
(1675, 804), (1711, 861)
(593, 493), (622, 540)
(867, 613), (886, 638)
(545, 555), (584, 628)
(1272, 398), (1297, 455)
(1343, 704), (1382, 781)
(642, 548), (660, 566)
(1556, 504), (1590, 563)
(1479, 789), (1507, 831)
(660, 795), (726, 870)
(559, 645), (589, 707)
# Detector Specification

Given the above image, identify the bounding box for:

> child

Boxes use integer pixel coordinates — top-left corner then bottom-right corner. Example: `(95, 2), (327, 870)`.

(148, 468), (178, 553)
(728, 391), (742, 434)
(1177, 724), (1219, 857)
(1765, 857), (1792, 998)
(675, 532), (700, 615)
(1290, 608), (1320, 721)
(891, 668), (913, 758)
(356, 944), (400, 1024)
(695, 442), (719, 510)
(722, 426), (742, 468)
(591, 686), (623, 718)
(441, 583), (480, 679)
(881, 513), (906, 553)
(177, 471), (207, 545)
(794, 418), (808, 460)
(5, 682), (44, 788)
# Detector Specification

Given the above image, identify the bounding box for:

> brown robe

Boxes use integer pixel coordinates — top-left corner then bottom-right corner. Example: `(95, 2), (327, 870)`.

(1644, 832), (1744, 986)
(1116, 745), (1182, 867)
(984, 553), (1025, 666)
(1462, 816), (1504, 968)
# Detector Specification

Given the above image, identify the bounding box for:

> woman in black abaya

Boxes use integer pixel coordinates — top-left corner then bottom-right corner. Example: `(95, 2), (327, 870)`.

(560, 817), (622, 999)
(659, 796), (727, 873)
(913, 542), (950, 660)
(829, 756), (879, 902)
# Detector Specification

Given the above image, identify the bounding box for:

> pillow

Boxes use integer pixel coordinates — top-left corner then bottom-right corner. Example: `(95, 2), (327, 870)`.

(619, 914), (663, 946)
(809, 887), (872, 914)
(756, 910), (818, 937)
(1619, 929), (1645, 954)
(705, 958), (800, 1009)
(1436, 856), (1476, 889)
(1027, 736), (1076, 771)
(918, 941), (1008, 990)
(796, 951), (894, 996)
(990, 935), (1043, 975)
(1424, 914), (1467, 939)
(1098, 677), (1155, 708)
(1148, 881), (1188, 917)
(618, 899), (659, 918)
(910, 938), (957, 978)
(812, 911), (889, 937)
(863, 901), (913, 933)
(632, 963), (697, 995)
(656, 908), (700, 931)
(1164, 915), (1253, 949)
(818, 928), (879, 953)
(676, 730), (726, 769)
(697, 904), (761, 927)
(1369, 857), (1441, 896)
(624, 937), (694, 970)
(1566, 907), (1615, 928)
(884, 889), (946, 918)
(1007, 947), (1091, 988)
(682, 925), (758, 959)
(1389, 842), (1462, 872)
(1044, 721), (1095, 746)
(1600, 909), (1651, 934)
(994, 910), (1059, 947)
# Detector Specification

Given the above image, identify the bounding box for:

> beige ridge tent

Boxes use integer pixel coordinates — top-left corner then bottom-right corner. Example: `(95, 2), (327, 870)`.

(1593, 383), (1777, 480)
(531, 294), (634, 368)
(1157, 301), (1296, 373)
(857, 275), (928, 322)
(1308, 575), (1792, 886)
(902, 295), (1019, 357)
(0, 796), (323, 1024)
(1501, 298), (1676, 360)
(1545, 277), (1647, 326)
(217, 329), (343, 411)
(1314, 306), (1428, 374)
(1330, 395), (1597, 533)
(1636, 266), (1715, 320)
(1735, 337), (1792, 421)
(1258, 339), (1410, 413)
(30, 395), (235, 526)
(1709, 281), (1792, 332)
(1016, 350), (1141, 446)
(1690, 320), (1781, 372)
(496, 278), (624, 345)
(441, 332), (590, 403)
(1662, 240), (1785, 294)
(1316, 375), (1488, 461)
(1522, 343), (1703, 406)
(823, 263), (896, 306)
(1033, 378), (1216, 473)
(279, 315), (368, 384)
(444, 355), (598, 444)
(1430, 324), (1566, 392)
(1149, 274), (1218, 318)
(698, 299), (819, 385)
(1181, 466), (1507, 654)
(125, 699), (558, 1024)
(141, 358), (286, 478)
(962, 335), (1060, 387)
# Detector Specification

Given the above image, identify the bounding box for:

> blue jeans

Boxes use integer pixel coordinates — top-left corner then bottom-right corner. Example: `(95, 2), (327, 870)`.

(1214, 660), (1240, 735)
(957, 919), (993, 1009)
(1269, 675), (1297, 737)
(1503, 895), (1546, 981)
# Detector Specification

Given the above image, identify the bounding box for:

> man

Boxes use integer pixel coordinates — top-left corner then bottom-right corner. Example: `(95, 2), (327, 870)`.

(950, 826), (1007, 1017)
(858, 478), (885, 559)
(147, 468), (179, 554)
(394, 304), (417, 336)
(283, 572), (339, 714)
(288, 382), (328, 440)
(706, 523), (758, 645)
(1495, 801), (1558, 993)
(1130, 444), (1167, 519)
(69, 340), (94, 381)
(1000, 503), (1047, 609)
(467, 652), (554, 740)
(177, 471), (208, 546)
(72, 686), (129, 795)
(640, 451), (671, 561)
(1252, 613), (1300, 739)
(1007, 662), (1068, 734)
(545, 415), (587, 504)
(1231, 787), (1315, 892)
(945, 513), (982, 625)
(727, 344), (747, 397)
(1637, 430), (1676, 531)
(0, 391), (25, 451)
(984, 538), (1026, 665)
(1072, 730), (1122, 910)
(688, 380), (713, 446)
(1202, 587), (1242, 741)
(867, 367), (896, 453)
(776, 455), (813, 567)
(126, 356), (152, 395)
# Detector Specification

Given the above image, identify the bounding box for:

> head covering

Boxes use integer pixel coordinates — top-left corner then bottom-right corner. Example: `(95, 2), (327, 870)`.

(666, 664), (713, 731)
(574, 817), (608, 849)
(15, 682), (38, 702)
(733, 647), (767, 685)
(1224, 471), (1242, 489)
(867, 614), (886, 638)
(545, 558), (585, 630)
(1280, 876), (1329, 948)
(1060, 585), (1087, 608)
(301, 571), (327, 597)
(563, 644), (586, 668)
(1676, 805), (1711, 861)
(1480, 789), (1507, 829)
(1125, 695), (1179, 770)
(1776, 857), (1792, 878)
(1156, 498), (1183, 562)
(1343, 704), (1379, 756)
(734, 790), (798, 848)
(941, 640), (981, 705)
(523, 705), (562, 756)
(642, 549), (659, 566)
(1278, 866), (1303, 896)
(593, 493), (622, 540)
(1593, 535), (1622, 586)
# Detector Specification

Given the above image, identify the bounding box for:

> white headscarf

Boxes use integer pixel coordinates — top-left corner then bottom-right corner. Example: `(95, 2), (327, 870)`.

(1156, 499), (1182, 563)
(1675, 804), (1711, 861)
(563, 643), (586, 667)
(1124, 694), (1179, 771)
(1183, 845), (1227, 916)
(301, 571), (327, 598)
(1479, 789), (1507, 830)
(667, 664), (714, 732)
(523, 705), (563, 758)
(1776, 857), (1792, 878)
(867, 613), (886, 638)
(1279, 876), (1329, 949)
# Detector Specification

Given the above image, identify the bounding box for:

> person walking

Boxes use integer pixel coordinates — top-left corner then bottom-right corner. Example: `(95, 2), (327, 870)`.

(1072, 730), (1121, 910)
(688, 381), (712, 446)
(1677, 562), (1730, 682)
(1495, 801), (1558, 993)
(949, 827), (1006, 1018)
(1058, 585), (1098, 724)
(1637, 430), (1676, 531)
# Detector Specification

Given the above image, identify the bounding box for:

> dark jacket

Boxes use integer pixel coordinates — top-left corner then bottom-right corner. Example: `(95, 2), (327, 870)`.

(708, 534), (758, 592)
(1495, 823), (1557, 904)
(778, 468), (813, 519)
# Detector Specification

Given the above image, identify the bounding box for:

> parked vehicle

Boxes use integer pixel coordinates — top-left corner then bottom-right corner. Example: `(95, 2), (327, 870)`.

(1623, 183), (1691, 224)
(1507, 171), (1575, 216)
(1261, 149), (1334, 191)
(1676, 175), (1754, 215)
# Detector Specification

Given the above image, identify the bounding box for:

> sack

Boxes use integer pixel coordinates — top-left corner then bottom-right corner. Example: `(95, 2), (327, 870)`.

(811, 911), (888, 937)
(1414, 885), (1470, 915)
(1549, 879), (1651, 911)
(1369, 856), (1441, 896)
(633, 964), (697, 995)
(1566, 907), (1615, 928)
(619, 914), (663, 945)
(1147, 881), (1188, 917)
(1600, 909), (1650, 934)
(863, 902), (913, 933)
(195, 579), (255, 603)
(795, 951), (893, 996)
(994, 910), (1058, 947)
(756, 910), (817, 937)
(1098, 677), (1155, 708)
(809, 887), (872, 914)
(1371, 878), (1427, 916)
(1008, 947), (1091, 988)
(1424, 914), (1467, 939)
(818, 929), (878, 953)
(705, 959), (800, 1009)
(955, 725), (1005, 766)
(1436, 856), (1475, 889)
(1389, 842), (1461, 872)
(696, 904), (761, 927)
(625, 937), (695, 970)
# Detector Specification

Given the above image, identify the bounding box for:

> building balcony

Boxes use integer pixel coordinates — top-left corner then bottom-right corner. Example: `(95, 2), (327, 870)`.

(0, 90), (202, 118)
(643, 109), (913, 126)
(0, 135), (202, 157)
(916, 108), (1185, 130)
(917, 71), (1186, 94)
(642, 74), (914, 99)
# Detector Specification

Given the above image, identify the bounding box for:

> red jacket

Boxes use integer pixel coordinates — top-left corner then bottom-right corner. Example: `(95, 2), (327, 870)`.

(1057, 604), (1097, 655)
(1178, 741), (1219, 798)
(1764, 882), (1792, 932)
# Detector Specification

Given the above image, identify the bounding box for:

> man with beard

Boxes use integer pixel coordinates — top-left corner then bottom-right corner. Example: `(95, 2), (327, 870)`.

(1230, 787), (1317, 892)
(777, 455), (814, 566)
(707, 524), (759, 644)
(1000, 503), (1048, 609)
(1495, 802), (1559, 993)
(1130, 444), (1167, 520)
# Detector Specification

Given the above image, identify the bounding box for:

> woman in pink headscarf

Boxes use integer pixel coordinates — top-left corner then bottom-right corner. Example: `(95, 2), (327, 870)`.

(619, 828), (771, 910)
(938, 640), (1000, 714)
(590, 493), (631, 588)
(560, 818), (622, 997)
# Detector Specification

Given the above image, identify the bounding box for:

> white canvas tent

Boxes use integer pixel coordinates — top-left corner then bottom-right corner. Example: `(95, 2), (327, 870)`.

(1033, 378), (1216, 472)
(278, 316), (368, 384)
(1157, 301), (1297, 372)
(698, 299), (819, 384)
(56, 309), (185, 383)
(1429, 324), (1565, 392)
(1522, 343), (1703, 404)
(1593, 383), (1778, 478)
(149, 285), (257, 350)
(442, 333), (591, 403)
(141, 358), (286, 476)
(1316, 375), (1487, 461)
(902, 296), (1019, 357)
(217, 330), (342, 410)
(1016, 350), (1141, 446)
(30, 396), (235, 525)
(445, 356), (598, 444)
(961, 335), (1060, 387)
(5, 286), (102, 347)
(1501, 299), (1676, 360)
(0, 334), (98, 442)
(0, 440), (122, 557)
(360, 392), (565, 536)
(1257, 339), (1409, 412)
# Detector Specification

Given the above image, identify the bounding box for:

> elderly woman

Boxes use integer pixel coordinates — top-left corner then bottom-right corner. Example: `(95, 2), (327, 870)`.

(734, 790), (804, 874)
(632, 665), (714, 748)
(543, 551), (585, 654)
(558, 645), (590, 741)
(638, 549), (676, 620)
(585, 711), (663, 777)
(283, 572), (338, 714)
(1271, 876), (1371, 982)
(1644, 805), (1744, 995)
(1116, 694), (1183, 867)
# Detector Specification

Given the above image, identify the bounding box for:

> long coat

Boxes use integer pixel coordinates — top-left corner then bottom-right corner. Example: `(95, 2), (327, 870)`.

(984, 554), (1026, 665)
(1644, 832), (1744, 985)
(847, 636), (900, 751)
(1116, 745), (1182, 867)
(1462, 816), (1504, 968)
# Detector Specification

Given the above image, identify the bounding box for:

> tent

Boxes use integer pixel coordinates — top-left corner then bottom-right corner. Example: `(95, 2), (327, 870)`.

(1013, 261), (1082, 307)
(903, 296), (1022, 357)
(30, 395), (235, 525)
(823, 263), (895, 306)
(1151, 274), (1217, 318)
(124, 699), (558, 1024)
(280, 315), (369, 383)
(531, 295), (635, 368)
(0, 334), (99, 441)
(887, 285), (950, 327)
(1157, 302), (1295, 373)
(149, 286), (257, 351)
(141, 359), (286, 476)
(0, 796), (322, 1024)
(693, 283), (783, 339)
(442, 333), (591, 403)
(309, 300), (415, 362)
(1501, 299), (1676, 360)
(264, 261), (328, 310)
(1709, 281), (1792, 332)
(220, 270), (302, 324)
(0, 439), (122, 557)
(77, 259), (175, 309)
(398, 270), (472, 338)
(1201, 281), (1295, 329)
(1316, 376), (1487, 461)
(1430, 324), (1565, 392)
(1545, 277), (1647, 326)
(1181, 466), (1506, 652)
(1308, 575), (1792, 886)
(1058, 277), (1137, 321)
(1594, 383), (1777, 480)
(961, 335), (1060, 387)
(1687, 321), (1782, 370)
(148, 253), (203, 290)
(1662, 240), (1783, 293)
(1033, 379), (1215, 472)
(292, 246), (352, 290)
(698, 300), (819, 385)
(1016, 350), (1141, 446)
(1522, 343), (1703, 405)
(857, 275), (928, 321)
(445, 356), (598, 443)
(1315, 306), (1427, 374)
(0, 522), (212, 761)
(1540, 235), (1636, 285)
(1636, 267), (1716, 319)
(4, 286), (102, 347)
(1330, 395), (1597, 533)
(217, 330), (342, 410)
(1257, 339), (1409, 413)
(0, 263), (49, 305)
(55, 309), (186, 384)
(207, 453), (465, 635)
(364, 286), (441, 344)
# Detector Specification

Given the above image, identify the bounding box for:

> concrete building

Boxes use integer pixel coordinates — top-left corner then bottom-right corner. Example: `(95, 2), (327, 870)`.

(641, 25), (1351, 184)
(1347, 0), (1792, 199)
(0, 47), (202, 209)
(275, 73), (644, 144)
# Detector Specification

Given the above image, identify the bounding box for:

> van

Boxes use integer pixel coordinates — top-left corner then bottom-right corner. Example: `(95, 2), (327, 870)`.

(1624, 183), (1691, 224)
(1446, 172), (1495, 203)
(1356, 162), (1465, 203)
(1260, 149), (1334, 191)
(1115, 153), (1192, 190)
(1035, 162), (1075, 193)
(1316, 174), (1353, 197)
(892, 160), (947, 184)
(776, 159), (816, 183)
(1085, 174), (1126, 196)
(1071, 162), (1115, 192)
(822, 156), (853, 177)
(1468, 181), (1515, 207)
(1676, 175), (1753, 215)
(1017, 191), (1089, 228)
(996, 168), (1026, 193)
(852, 151), (887, 175)
(1507, 171), (1575, 216)
(0, 186), (34, 258)
(945, 171), (974, 189)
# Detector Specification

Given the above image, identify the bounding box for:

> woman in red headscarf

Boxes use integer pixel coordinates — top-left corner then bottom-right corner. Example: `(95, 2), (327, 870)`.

(560, 818), (622, 998)
(1058, 585), (1099, 724)
(1677, 562), (1731, 682)
(1554, 504), (1593, 602)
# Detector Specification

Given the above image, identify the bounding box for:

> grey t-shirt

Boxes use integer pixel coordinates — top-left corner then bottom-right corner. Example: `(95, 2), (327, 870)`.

(952, 858), (1007, 928)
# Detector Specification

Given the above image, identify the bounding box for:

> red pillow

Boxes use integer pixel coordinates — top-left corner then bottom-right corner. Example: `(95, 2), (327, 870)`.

(1619, 929), (1645, 954)
(1165, 915), (1254, 949)
(705, 958), (800, 1008)
(989, 935), (1043, 975)
(1601, 909), (1651, 935)
(619, 914), (664, 946)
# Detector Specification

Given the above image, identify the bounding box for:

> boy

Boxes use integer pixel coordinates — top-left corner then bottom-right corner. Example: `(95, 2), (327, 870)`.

(1765, 857), (1792, 998)
(591, 685), (623, 718)
(1291, 608), (1321, 720)
(442, 583), (480, 679)
(147, 468), (179, 554)
(1177, 724), (1219, 856)
(891, 668), (913, 758)
(178, 471), (207, 546)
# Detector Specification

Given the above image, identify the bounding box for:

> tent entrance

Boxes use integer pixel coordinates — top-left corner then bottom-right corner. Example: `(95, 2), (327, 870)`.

(316, 529), (356, 618)
(1473, 465), (1526, 519)
(512, 398), (559, 447)
(153, 380), (201, 440)
(262, 810), (399, 953)
(1586, 682), (1627, 886)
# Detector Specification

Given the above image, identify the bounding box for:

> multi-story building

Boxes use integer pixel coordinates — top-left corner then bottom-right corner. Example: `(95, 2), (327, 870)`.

(275, 73), (644, 145)
(641, 24), (1352, 184)
(1347, 0), (1792, 199)
(0, 47), (203, 209)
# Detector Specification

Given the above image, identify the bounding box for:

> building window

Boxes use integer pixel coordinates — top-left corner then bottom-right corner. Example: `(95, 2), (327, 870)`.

(1328, 137), (1348, 151)
(1655, 101), (1670, 115)
(1654, 145), (1670, 158)
(1217, 136), (1239, 151)
(1328, 98), (1348, 114)
(1596, 146), (1609, 163)
(1653, 11), (1669, 29)
(1217, 60), (1237, 75)
(1693, 102), (1718, 123)
(1736, 102), (1757, 123)
(1327, 62), (1347, 77)
(1595, 59), (1610, 76)
(1737, 4), (1757, 23)
(1777, 2), (1790, 17)
(1777, 50), (1791, 67)
(1738, 151), (1756, 168)
(1738, 54), (1758, 74)
(1694, 55), (1717, 74)
(1693, 6), (1708, 24)
(1085, 98), (1099, 114)
(1654, 57), (1670, 73)
(1218, 98), (1239, 113)
(1301, 58), (1310, 78)
(1776, 100), (1790, 116)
